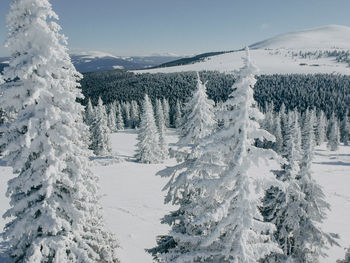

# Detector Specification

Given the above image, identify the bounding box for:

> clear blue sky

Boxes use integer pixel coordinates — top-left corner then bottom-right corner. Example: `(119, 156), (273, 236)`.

(0, 0), (350, 56)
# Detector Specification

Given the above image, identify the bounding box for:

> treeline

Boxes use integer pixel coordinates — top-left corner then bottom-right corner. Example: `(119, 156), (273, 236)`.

(80, 70), (350, 119)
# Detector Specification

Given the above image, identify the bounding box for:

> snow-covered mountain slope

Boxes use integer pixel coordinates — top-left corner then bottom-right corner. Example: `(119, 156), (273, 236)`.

(138, 25), (350, 75)
(1, 130), (350, 263)
(250, 25), (350, 50)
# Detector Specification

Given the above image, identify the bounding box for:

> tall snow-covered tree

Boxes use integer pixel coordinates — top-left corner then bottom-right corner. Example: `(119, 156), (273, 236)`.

(178, 72), (216, 146)
(155, 99), (168, 159)
(273, 112), (283, 153)
(173, 100), (182, 128)
(107, 103), (117, 133)
(130, 100), (140, 128)
(162, 98), (170, 128)
(315, 110), (327, 146)
(327, 113), (340, 151)
(340, 110), (350, 146)
(90, 97), (112, 156)
(0, 0), (118, 262)
(150, 48), (281, 262)
(85, 98), (95, 127)
(122, 101), (131, 128)
(135, 94), (162, 163)
(115, 102), (124, 131)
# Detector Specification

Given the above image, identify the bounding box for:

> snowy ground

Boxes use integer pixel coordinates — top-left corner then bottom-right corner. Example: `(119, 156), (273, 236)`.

(0, 129), (349, 262)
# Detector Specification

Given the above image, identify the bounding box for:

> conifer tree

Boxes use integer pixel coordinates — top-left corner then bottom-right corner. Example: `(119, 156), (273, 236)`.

(178, 72), (216, 146)
(273, 113), (283, 153)
(130, 100), (140, 128)
(90, 97), (112, 156)
(85, 98), (95, 127)
(122, 101), (131, 128)
(173, 100), (182, 128)
(162, 98), (170, 127)
(136, 94), (162, 163)
(107, 104), (117, 133)
(327, 113), (340, 151)
(115, 102), (124, 131)
(0, 0), (118, 261)
(315, 110), (327, 146)
(340, 110), (350, 146)
(150, 48), (281, 262)
(155, 99), (168, 159)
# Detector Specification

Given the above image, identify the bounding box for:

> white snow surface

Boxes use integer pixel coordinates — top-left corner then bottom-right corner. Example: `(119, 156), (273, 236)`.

(250, 25), (350, 50)
(137, 25), (350, 75)
(0, 130), (349, 262)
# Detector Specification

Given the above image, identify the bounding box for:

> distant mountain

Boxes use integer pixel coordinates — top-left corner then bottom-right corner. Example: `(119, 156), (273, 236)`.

(0, 51), (184, 73)
(140, 25), (350, 75)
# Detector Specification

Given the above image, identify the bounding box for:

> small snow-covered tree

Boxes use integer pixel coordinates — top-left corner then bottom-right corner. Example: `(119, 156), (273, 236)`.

(327, 113), (340, 151)
(315, 110), (327, 146)
(136, 94), (162, 163)
(340, 110), (350, 146)
(90, 97), (112, 156)
(162, 98), (170, 127)
(279, 102), (288, 137)
(173, 100), (182, 128)
(273, 112), (283, 153)
(115, 102), (124, 131)
(155, 99), (168, 159)
(122, 101), (131, 128)
(178, 72), (216, 146)
(150, 48), (281, 262)
(130, 100), (140, 128)
(0, 0), (118, 261)
(108, 103), (117, 132)
(85, 98), (95, 127)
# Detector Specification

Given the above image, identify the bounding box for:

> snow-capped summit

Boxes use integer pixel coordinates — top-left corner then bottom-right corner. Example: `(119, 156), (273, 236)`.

(250, 25), (350, 50)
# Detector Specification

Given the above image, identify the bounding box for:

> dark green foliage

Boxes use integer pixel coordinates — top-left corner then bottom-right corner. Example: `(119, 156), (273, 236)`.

(80, 70), (350, 119)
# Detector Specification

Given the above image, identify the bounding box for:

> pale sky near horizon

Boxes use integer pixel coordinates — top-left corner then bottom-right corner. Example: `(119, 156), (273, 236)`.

(0, 0), (350, 57)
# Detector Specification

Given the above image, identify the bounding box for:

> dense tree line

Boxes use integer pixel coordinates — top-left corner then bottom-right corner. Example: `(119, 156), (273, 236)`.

(80, 70), (350, 119)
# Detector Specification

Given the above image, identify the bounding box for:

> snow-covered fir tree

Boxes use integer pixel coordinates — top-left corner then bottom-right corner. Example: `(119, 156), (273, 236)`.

(301, 108), (316, 151)
(340, 110), (350, 146)
(107, 103), (117, 132)
(298, 104), (336, 262)
(173, 100), (182, 128)
(178, 72), (216, 146)
(130, 100), (140, 128)
(327, 113), (340, 151)
(0, 0), (118, 261)
(162, 98), (170, 127)
(115, 102), (124, 131)
(150, 48), (281, 262)
(122, 101), (131, 128)
(262, 111), (305, 263)
(155, 99), (168, 159)
(273, 112), (283, 153)
(135, 94), (162, 163)
(90, 97), (112, 156)
(85, 98), (95, 127)
(315, 110), (327, 146)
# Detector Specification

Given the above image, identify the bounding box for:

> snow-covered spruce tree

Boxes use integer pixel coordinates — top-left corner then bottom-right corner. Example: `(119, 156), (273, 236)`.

(162, 98), (170, 128)
(337, 247), (350, 263)
(279, 102), (288, 137)
(298, 104), (336, 262)
(122, 101), (131, 128)
(262, 111), (305, 263)
(115, 102), (124, 131)
(107, 104), (117, 133)
(315, 110), (327, 146)
(0, 0), (118, 262)
(130, 100), (140, 128)
(340, 110), (350, 146)
(85, 98), (95, 127)
(155, 99), (168, 159)
(273, 112), (283, 153)
(301, 108), (316, 151)
(135, 94), (162, 163)
(150, 48), (281, 262)
(90, 97), (112, 156)
(178, 72), (216, 146)
(173, 100), (182, 128)
(327, 113), (340, 151)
